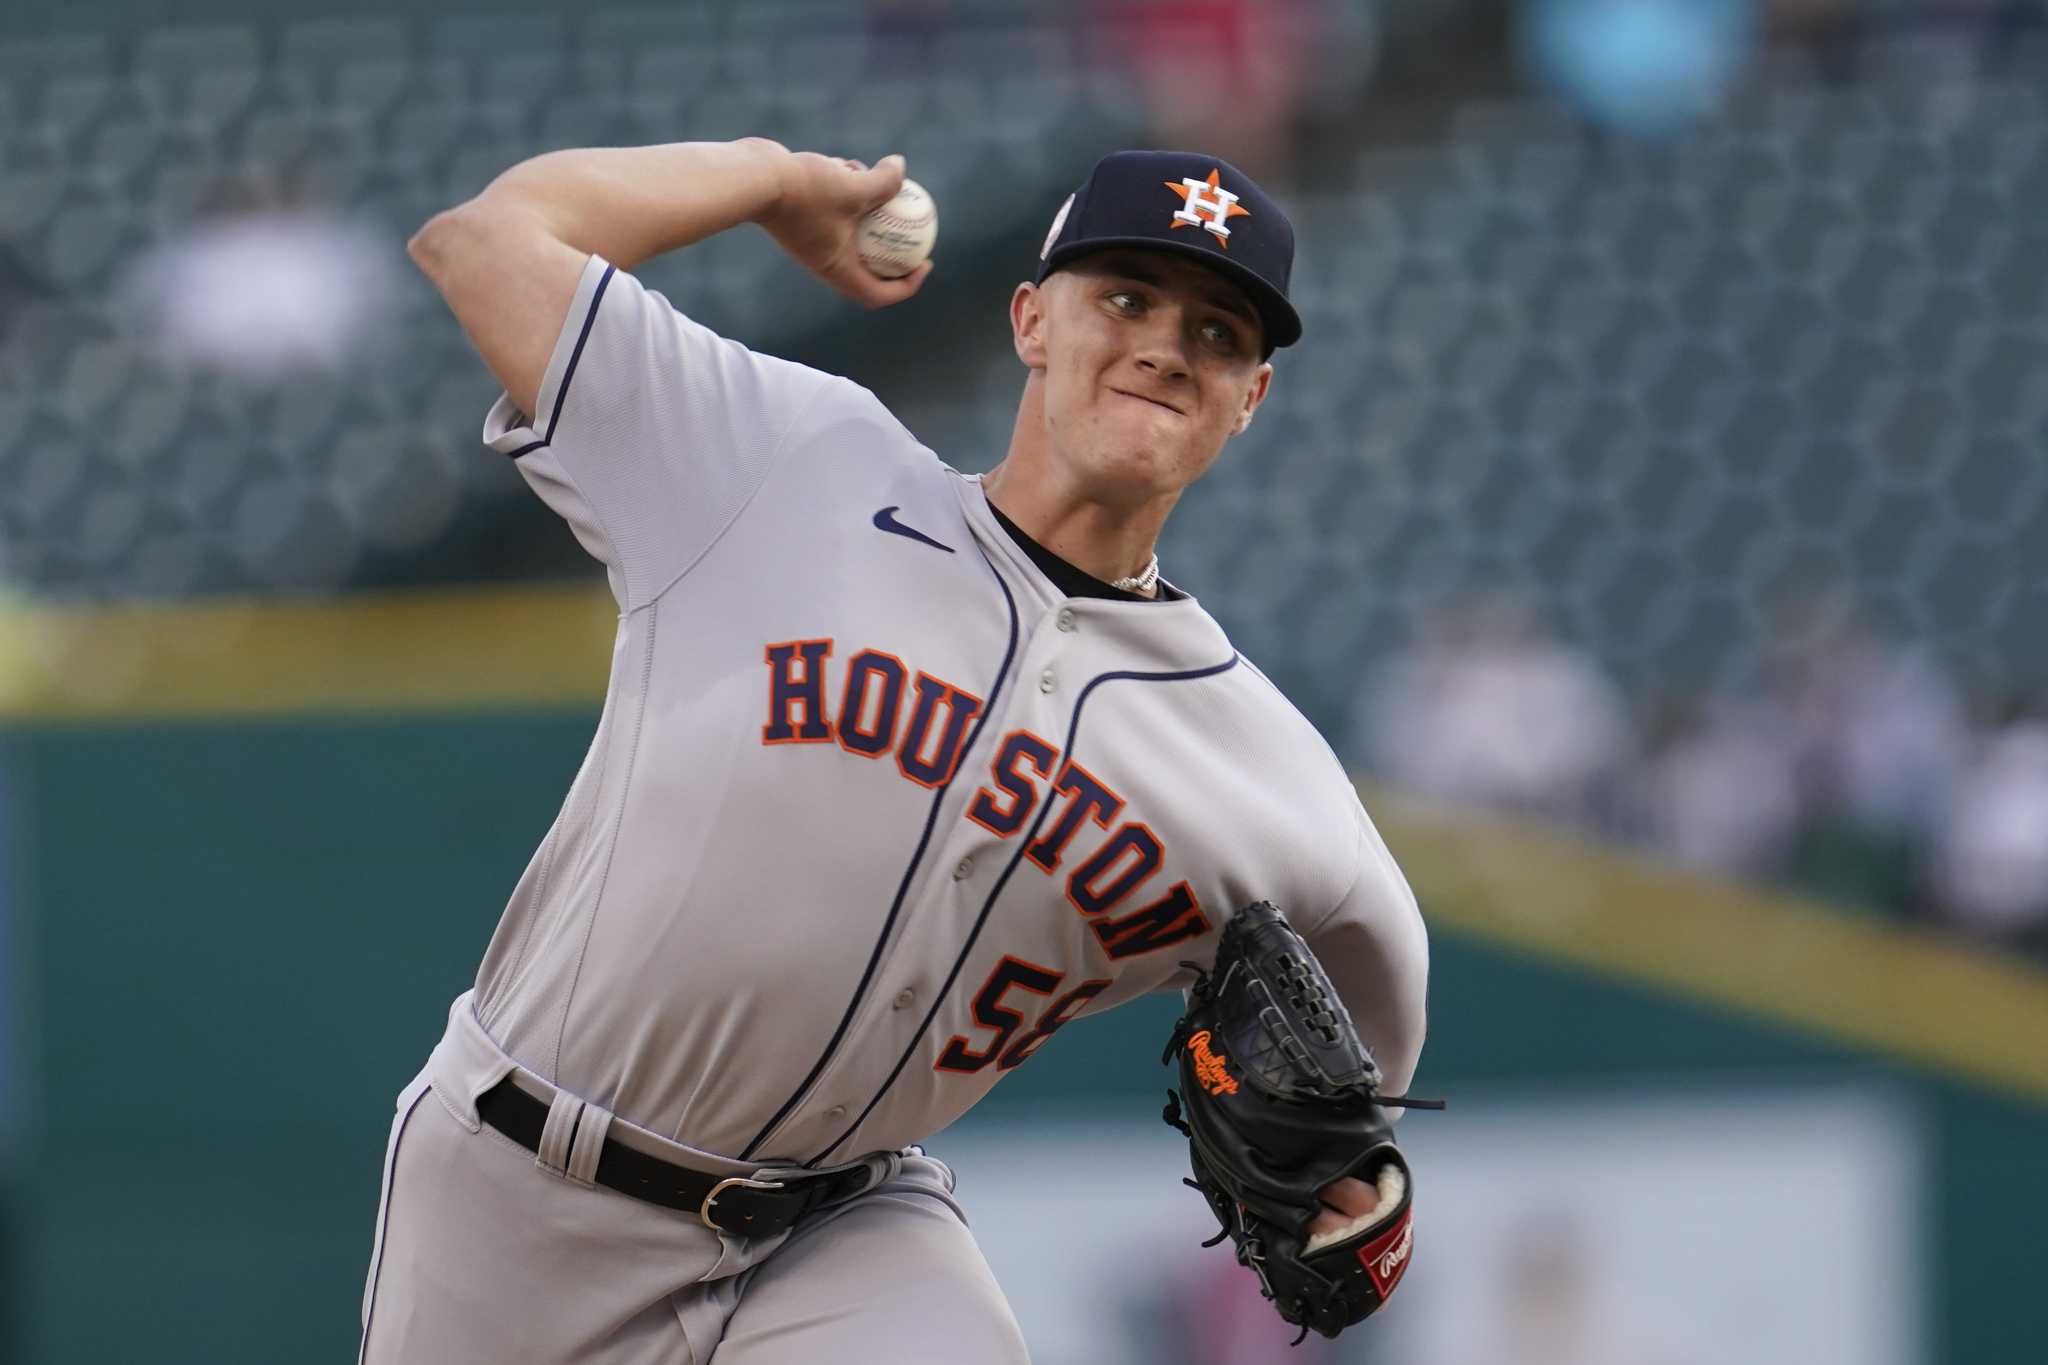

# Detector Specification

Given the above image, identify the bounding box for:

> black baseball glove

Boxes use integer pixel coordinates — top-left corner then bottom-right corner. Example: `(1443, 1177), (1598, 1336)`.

(1162, 901), (1440, 1342)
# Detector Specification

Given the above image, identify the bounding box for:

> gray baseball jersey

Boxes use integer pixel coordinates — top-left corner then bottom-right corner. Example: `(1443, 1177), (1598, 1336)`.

(361, 253), (1427, 1363)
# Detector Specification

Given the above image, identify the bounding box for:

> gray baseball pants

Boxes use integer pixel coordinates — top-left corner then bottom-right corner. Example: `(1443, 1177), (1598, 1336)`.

(359, 995), (1029, 1363)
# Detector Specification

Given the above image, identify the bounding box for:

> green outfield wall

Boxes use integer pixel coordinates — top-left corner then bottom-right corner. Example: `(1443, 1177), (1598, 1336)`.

(1, 712), (2043, 1363)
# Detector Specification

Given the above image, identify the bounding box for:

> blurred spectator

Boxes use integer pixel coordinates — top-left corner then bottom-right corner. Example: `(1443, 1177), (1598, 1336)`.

(1720, 618), (1974, 925)
(1642, 700), (1804, 877)
(1930, 719), (2048, 943)
(1769, 625), (1969, 912)
(114, 170), (401, 383)
(1785, 630), (1968, 837)
(1523, 0), (1758, 139)
(1356, 594), (1632, 824)
(1092, 0), (1327, 177)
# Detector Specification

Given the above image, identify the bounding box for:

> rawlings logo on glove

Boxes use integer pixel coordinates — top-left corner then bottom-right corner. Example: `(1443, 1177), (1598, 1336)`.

(1359, 1208), (1415, 1298)
(1162, 901), (1442, 1342)
(1186, 1030), (1240, 1096)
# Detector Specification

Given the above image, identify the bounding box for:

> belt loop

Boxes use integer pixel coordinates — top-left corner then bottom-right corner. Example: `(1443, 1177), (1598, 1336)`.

(565, 1104), (613, 1187)
(536, 1091), (585, 1177)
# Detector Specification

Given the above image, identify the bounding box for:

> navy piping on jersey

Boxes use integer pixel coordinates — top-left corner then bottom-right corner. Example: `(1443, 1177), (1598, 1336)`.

(805, 651), (1241, 1167)
(502, 263), (617, 459)
(738, 536), (1022, 1161)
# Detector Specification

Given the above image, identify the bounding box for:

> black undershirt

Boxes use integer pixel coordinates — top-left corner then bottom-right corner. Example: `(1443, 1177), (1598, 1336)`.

(984, 495), (1185, 603)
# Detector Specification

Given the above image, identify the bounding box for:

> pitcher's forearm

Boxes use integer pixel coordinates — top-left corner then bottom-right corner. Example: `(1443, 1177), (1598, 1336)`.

(460, 138), (792, 271)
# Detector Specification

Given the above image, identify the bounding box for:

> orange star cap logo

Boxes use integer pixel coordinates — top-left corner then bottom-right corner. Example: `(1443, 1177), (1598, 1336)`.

(1164, 168), (1251, 248)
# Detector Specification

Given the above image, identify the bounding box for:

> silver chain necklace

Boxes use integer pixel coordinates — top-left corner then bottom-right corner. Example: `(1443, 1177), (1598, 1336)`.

(1110, 555), (1161, 596)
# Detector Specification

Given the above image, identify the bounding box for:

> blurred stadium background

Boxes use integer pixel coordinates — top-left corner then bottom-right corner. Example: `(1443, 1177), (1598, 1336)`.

(2, 0), (2046, 1360)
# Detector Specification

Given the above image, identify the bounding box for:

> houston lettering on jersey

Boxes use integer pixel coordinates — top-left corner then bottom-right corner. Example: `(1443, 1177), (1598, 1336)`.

(762, 638), (1212, 962)
(763, 639), (986, 787)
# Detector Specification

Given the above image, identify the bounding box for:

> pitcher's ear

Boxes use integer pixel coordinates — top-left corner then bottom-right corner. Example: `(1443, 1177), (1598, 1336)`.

(1012, 280), (1049, 370)
(1231, 362), (1273, 436)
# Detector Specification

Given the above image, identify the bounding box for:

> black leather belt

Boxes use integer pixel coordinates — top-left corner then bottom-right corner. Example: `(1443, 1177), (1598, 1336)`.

(476, 1077), (875, 1237)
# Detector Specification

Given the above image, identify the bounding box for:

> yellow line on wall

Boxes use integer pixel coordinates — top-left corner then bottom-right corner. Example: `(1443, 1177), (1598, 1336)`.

(1367, 788), (2048, 1103)
(2, 586), (2045, 1099)
(0, 585), (617, 721)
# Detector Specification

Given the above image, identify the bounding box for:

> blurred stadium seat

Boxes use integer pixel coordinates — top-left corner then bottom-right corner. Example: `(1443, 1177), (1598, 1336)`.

(0, 32), (114, 129)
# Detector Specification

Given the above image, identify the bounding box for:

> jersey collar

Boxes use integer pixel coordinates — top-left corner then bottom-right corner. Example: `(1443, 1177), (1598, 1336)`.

(949, 472), (1234, 670)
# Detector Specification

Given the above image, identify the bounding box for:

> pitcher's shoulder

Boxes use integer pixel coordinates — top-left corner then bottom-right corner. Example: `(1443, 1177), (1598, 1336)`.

(1218, 651), (1360, 793)
(786, 370), (959, 482)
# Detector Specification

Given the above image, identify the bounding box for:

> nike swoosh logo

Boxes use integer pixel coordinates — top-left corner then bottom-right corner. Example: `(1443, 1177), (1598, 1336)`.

(872, 505), (954, 553)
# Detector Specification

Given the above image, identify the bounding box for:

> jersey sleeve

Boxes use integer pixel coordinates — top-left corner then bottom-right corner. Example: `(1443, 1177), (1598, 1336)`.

(1305, 801), (1430, 1100)
(481, 254), (831, 611)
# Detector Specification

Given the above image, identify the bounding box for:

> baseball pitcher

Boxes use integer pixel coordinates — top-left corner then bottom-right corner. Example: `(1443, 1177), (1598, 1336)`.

(365, 138), (1430, 1362)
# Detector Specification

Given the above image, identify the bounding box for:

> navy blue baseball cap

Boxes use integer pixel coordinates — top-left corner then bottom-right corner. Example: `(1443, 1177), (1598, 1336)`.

(1036, 149), (1301, 353)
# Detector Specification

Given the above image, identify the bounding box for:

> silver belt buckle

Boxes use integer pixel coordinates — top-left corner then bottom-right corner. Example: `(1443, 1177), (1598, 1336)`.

(699, 1175), (787, 1232)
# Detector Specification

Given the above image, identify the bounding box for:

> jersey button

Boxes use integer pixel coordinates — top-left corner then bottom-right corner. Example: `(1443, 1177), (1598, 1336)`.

(953, 856), (974, 880)
(893, 987), (915, 1010)
(1038, 668), (1057, 694)
(1056, 608), (1077, 633)
(825, 1105), (848, 1121)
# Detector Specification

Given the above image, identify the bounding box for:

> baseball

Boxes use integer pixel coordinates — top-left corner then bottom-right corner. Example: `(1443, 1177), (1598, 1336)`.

(856, 177), (938, 278)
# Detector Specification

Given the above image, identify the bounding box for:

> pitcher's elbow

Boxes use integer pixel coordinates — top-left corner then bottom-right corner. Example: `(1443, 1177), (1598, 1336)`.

(406, 214), (445, 274)
(406, 203), (475, 277)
